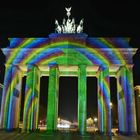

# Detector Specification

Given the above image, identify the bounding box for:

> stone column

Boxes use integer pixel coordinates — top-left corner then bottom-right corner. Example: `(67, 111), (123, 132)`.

(117, 66), (137, 135)
(78, 65), (87, 134)
(98, 66), (111, 135)
(0, 65), (22, 130)
(126, 66), (137, 134)
(0, 65), (12, 129)
(22, 65), (40, 132)
(46, 64), (59, 132)
(134, 86), (140, 134)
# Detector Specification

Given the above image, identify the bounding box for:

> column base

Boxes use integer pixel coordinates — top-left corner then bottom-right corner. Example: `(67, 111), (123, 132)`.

(21, 128), (40, 133)
(96, 131), (112, 136)
(46, 129), (57, 134)
(5, 128), (19, 132)
(119, 131), (137, 136)
(78, 130), (88, 136)
(45, 130), (60, 136)
(138, 131), (140, 135)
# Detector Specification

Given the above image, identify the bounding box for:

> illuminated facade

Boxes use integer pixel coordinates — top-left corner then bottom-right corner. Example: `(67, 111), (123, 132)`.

(0, 33), (138, 135)
(0, 7), (138, 135)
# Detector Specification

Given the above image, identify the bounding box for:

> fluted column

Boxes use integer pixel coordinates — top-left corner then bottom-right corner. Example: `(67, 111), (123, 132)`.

(78, 65), (87, 134)
(117, 66), (137, 135)
(22, 65), (40, 132)
(0, 65), (22, 130)
(98, 66), (111, 135)
(46, 64), (59, 132)
(126, 66), (137, 134)
(134, 86), (140, 134)
(0, 65), (12, 129)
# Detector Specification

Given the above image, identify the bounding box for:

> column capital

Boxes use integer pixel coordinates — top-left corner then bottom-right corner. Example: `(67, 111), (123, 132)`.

(4, 64), (13, 68)
(98, 65), (109, 71)
(126, 64), (134, 70)
(27, 64), (39, 68)
(78, 64), (87, 67)
(4, 64), (22, 73)
(5, 64), (22, 67)
(48, 62), (58, 68)
(118, 64), (133, 71)
(97, 65), (109, 78)
(78, 64), (87, 70)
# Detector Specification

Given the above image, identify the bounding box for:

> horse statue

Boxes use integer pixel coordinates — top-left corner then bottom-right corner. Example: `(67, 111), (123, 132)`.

(55, 20), (62, 33)
(77, 19), (84, 33)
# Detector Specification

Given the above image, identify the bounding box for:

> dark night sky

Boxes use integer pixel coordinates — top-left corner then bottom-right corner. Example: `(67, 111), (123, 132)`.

(0, 0), (140, 122)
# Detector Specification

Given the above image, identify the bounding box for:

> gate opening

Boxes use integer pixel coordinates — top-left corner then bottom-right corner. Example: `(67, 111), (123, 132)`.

(19, 76), (26, 129)
(58, 77), (78, 131)
(38, 76), (49, 130)
(87, 77), (98, 133)
(110, 77), (118, 134)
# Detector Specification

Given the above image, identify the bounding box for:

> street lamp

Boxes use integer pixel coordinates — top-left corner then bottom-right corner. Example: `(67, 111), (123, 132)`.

(110, 102), (113, 109)
(94, 117), (98, 123)
(93, 117), (98, 131)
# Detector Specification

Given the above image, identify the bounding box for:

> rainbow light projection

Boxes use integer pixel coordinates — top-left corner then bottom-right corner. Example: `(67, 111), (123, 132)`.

(0, 33), (137, 135)
(98, 66), (111, 134)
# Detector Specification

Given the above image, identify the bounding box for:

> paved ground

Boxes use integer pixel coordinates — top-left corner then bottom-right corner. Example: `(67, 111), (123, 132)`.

(0, 130), (140, 140)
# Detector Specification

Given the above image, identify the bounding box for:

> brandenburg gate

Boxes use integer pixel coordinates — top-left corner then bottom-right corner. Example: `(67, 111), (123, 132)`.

(0, 7), (138, 135)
